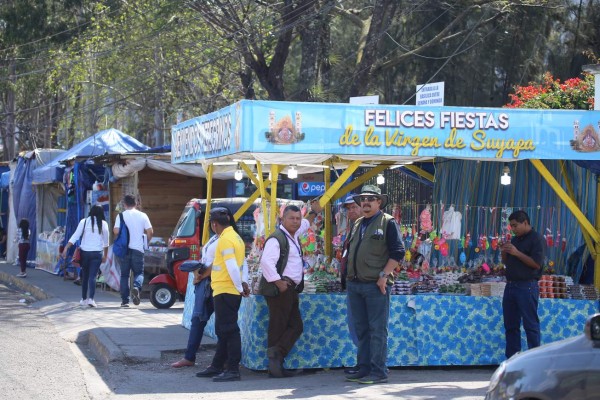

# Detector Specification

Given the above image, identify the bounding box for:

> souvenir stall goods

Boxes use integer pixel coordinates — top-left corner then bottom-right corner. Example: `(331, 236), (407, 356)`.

(175, 99), (600, 370)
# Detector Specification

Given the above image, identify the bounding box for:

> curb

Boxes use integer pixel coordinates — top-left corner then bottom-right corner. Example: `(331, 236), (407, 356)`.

(88, 329), (125, 365)
(0, 270), (51, 301)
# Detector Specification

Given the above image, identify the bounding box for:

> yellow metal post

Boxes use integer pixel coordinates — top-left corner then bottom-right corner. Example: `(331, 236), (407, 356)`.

(270, 165), (282, 233)
(255, 161), (271, 236)
(530, 159), (600, 243)
(403, 164), (435, 182)
(324, 166), (332, 259)
(202, 164), (214, 245)
(596, 175), (600, 290)
(330, 163), (391, 202)
(559, 160), (595, 258)
(318, 160), (362, 207)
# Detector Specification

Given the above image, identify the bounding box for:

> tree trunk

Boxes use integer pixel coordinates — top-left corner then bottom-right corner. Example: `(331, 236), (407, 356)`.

(5, 60), (16, 160)
(350, 0), (398, 97)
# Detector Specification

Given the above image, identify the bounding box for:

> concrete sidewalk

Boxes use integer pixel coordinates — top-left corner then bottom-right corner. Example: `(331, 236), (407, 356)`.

(0, 261), (215, 365)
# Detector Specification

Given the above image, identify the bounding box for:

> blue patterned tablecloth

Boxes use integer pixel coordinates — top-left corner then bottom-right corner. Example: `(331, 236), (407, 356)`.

(181, 280), (599, 370)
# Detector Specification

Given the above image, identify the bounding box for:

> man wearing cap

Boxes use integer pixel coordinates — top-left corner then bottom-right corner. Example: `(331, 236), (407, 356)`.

(196, 207), (249, 382)
(340, 193), (363, 373)
(345, 184), (405, 384)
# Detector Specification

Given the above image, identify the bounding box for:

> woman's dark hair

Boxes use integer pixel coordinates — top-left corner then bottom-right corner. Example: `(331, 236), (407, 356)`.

(208, 207), (239, 233)
(89, 205), (105, 233)
(19, 219), (29, 240)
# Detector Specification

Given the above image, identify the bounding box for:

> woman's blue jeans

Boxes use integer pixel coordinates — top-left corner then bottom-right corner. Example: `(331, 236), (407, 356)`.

(184, 278), (214, 362)
(81, 250), (102, 300)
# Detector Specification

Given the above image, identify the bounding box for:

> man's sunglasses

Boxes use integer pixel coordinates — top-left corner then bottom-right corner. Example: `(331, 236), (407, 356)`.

(360, 196), (379, 203)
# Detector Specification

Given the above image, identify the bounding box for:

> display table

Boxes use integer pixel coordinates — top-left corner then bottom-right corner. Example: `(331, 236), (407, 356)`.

(182, 278), (599, 370)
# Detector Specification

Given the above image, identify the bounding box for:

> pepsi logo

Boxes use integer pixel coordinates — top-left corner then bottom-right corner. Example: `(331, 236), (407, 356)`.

(302, 182), (310, 190)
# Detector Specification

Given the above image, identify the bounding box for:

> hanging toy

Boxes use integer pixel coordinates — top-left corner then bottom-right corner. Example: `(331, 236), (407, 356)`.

(466, 233), (472, 248)
(420, 205), (433, 234)
(561, 237), (567, 252)
(555, 231), (561, 248)
(481, 263), (491, 274)
(478, 235), (486, 250)
(459, 250), (466, 265)
(459, 236), (464, 249)
(440, 238), (449, 257)
(545, 228), (554, 247)
(491, 236), (499, 251)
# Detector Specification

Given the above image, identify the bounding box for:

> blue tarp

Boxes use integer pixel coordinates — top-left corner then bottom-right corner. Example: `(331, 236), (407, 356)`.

(13, 157), (39, 261)
(32, 128), (149, 184)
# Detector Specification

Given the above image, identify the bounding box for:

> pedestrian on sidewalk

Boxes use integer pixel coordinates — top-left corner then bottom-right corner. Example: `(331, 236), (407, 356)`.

(114, 194), (153, 308)
(196, 207), (249, 382)
(16, 219), (30, 278)
(171, 227), (220, 368)
(62, 205), (109, 308)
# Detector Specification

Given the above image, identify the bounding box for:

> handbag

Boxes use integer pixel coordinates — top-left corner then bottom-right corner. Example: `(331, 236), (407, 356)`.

(72, 247), (82, 266)
(71, 219), (87, 267)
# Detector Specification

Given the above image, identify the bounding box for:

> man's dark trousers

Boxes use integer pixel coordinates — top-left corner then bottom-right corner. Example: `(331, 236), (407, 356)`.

(212, 293), (242, 372)
(265, 287), (303, 358)
(502, 280), (540, 359)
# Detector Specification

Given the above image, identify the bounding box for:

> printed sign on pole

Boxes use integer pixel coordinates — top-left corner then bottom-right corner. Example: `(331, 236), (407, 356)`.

(416, 82), (445, 106)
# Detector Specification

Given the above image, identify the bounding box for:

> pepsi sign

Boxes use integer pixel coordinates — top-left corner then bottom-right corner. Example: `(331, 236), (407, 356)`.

(298, 182), (325, 197)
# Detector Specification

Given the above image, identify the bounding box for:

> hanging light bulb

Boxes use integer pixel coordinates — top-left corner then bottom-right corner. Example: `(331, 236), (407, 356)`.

(377, 173), (385, 185)
(287, 165), (298, 179)
(500, 164), (511, 185)
(234, 168), (243, 181)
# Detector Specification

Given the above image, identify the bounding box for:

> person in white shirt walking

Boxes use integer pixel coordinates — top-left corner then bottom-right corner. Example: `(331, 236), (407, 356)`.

(114, 194), (153, 307)
(62, 205), (109, 307)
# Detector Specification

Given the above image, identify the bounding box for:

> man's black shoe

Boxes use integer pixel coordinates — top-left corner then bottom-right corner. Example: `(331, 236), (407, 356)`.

(196, 366), (223, 378)
(212, 370), (240, 382)
(344, 366), (361, 375)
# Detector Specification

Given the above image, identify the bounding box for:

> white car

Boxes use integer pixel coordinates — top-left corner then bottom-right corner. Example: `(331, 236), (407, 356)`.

(486, 313), (600, 400)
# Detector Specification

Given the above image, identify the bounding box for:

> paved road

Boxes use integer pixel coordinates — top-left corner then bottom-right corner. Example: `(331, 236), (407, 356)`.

(0, 264), (495, 399)
(0, 282), (90, 399)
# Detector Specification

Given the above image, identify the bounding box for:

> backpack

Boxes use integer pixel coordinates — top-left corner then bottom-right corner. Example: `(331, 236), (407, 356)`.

(113, 213), (130, 258)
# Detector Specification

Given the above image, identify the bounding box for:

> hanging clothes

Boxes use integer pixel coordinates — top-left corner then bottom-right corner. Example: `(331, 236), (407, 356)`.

(419, 204), (433, 234)
(441, 205), (462, 239)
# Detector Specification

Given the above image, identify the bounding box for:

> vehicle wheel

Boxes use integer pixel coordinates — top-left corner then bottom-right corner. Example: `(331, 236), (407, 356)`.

(150, 283), (177, 309)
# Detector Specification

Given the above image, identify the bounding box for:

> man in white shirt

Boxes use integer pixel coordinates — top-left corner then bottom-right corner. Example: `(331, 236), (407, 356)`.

(114, 194), (153, 307)
(258, 202), (320, 377)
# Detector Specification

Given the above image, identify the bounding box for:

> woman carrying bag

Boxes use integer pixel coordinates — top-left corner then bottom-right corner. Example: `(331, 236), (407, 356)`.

(62, 205), (109, 307)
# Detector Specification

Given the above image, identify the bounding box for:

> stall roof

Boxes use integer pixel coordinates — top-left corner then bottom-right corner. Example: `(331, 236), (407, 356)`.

(92, 153), (208, 179)
(170, 100), (600, 177)
(32, 128), (149, 184)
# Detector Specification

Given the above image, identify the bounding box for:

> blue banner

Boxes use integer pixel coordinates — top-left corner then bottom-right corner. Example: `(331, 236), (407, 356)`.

(172, 100), (600, 163)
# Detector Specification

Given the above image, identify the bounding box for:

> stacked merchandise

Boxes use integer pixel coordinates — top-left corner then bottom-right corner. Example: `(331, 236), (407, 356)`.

(469, 282), (505, 297)
(568, 284), (599, 300)
(391, 280), (413, 295)
(539, 275), (568, 299)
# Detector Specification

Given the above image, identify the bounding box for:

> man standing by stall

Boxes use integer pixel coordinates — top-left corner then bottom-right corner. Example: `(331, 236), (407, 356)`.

(500, 210), (545, 359)
(196, 207), (249, 382)
(259, 203), (321, 378)
(340, 193), (362, 372)
(114, 194), (153, 308)
(345, 185), (404, 385)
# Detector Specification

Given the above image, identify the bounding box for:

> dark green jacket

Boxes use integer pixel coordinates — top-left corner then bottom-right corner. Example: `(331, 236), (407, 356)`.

(347, 212), (394, 282)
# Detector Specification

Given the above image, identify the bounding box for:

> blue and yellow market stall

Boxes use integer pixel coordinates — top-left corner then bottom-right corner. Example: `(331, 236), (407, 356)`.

(172, 100), (600, 369)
